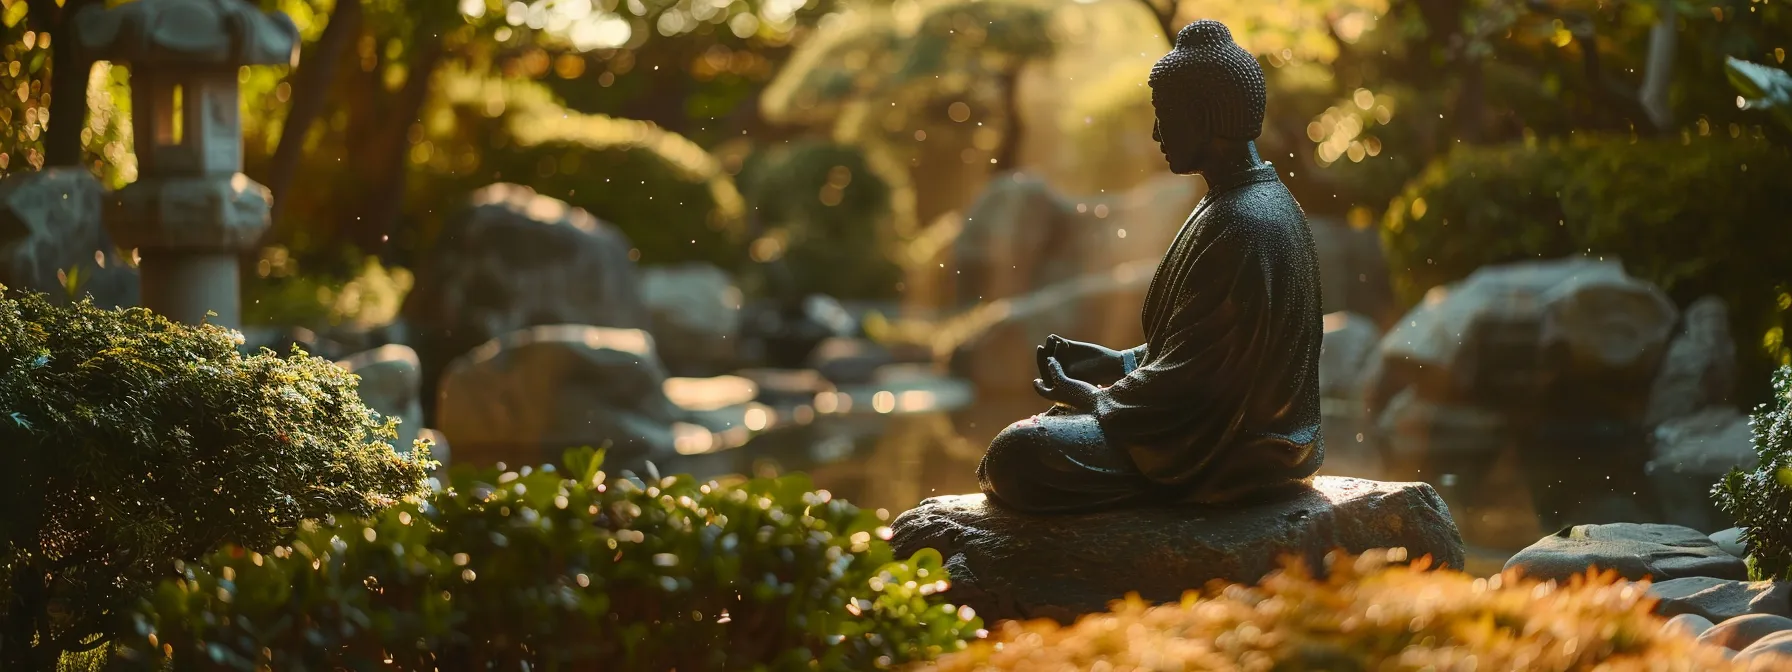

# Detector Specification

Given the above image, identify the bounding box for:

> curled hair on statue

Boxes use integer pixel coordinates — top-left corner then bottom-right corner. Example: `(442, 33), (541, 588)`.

(1147, 19), (1268, 141)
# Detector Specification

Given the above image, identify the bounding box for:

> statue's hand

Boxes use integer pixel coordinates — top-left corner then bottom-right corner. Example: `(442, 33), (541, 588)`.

(1037, 335), (1125, 386)
(1035, 357), (1103, 412)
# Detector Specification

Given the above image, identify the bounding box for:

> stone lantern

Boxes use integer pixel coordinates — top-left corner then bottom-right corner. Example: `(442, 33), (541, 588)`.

(75, 0), (298, 328)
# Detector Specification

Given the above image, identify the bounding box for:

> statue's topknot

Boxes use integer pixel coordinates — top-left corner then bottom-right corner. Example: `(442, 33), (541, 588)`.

(1148, 20), (1267, 141)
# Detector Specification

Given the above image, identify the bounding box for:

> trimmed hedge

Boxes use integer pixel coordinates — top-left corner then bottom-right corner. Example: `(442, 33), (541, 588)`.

(1381, 136), (1792, 401)
(931, 551), (1744, 670)
(0, 288), (431, 668)
(114, 448), (981, 670)
(1716, 366), (1792, 581)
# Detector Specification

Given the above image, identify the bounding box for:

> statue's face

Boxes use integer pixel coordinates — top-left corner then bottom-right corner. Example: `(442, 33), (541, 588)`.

(1150, 105), (1209, 176)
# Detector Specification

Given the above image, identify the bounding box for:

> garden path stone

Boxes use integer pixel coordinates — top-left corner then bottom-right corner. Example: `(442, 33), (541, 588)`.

(890, 476), (1463, 623)
(1650, 577), (1792, 622)
(1698, 613), (1792, 651)
(1504, 523), (1747, 583)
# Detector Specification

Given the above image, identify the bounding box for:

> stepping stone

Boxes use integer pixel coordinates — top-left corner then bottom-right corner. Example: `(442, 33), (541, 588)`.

(1505, 523), (1746, 583)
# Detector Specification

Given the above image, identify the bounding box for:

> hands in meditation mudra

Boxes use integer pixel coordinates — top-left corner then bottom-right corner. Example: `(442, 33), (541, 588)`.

(976, 20), (1326, 514)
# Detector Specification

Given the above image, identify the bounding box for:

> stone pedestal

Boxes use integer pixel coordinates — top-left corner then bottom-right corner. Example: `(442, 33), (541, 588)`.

(104, 177), (269, 327)
(890, 476), (1464, 623)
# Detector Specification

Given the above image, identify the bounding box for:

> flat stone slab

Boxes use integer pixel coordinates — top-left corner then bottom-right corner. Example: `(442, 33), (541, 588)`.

(1505, 523), (1747, 584)
(890, 476), (1464, 623)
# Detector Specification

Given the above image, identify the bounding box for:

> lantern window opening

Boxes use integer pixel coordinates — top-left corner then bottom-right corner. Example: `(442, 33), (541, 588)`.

(153, 81), (186, 147)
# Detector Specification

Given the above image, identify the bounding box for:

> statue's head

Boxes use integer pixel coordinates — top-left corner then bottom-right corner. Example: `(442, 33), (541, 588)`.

(1148, 21), (1267, 175)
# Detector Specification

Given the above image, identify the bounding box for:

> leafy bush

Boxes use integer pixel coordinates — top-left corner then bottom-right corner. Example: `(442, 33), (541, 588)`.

(737, 140), (900, 300)
(1382, 136), (1792, 402)
(1715, 366), (1792, 580)
(114, 448), (981, 670)
(930, 551), (1743, 671)
(0, 288), (431, 668)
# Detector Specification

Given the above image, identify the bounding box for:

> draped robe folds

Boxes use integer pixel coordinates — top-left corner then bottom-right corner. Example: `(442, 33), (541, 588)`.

(977, 164), (1324, 512)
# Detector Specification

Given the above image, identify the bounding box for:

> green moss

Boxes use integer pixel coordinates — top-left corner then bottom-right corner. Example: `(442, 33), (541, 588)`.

(0, 288), (431, 667)
(114, 448), (981, 670)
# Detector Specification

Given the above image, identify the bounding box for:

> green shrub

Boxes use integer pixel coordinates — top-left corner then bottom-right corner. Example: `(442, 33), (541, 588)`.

(113, 448), (981, 670)
(931, 551), (1745, 670)
(737, 140), (900, 300)
(0, 288), (431, 668)
(1382, 136), (1792, 402)
(1715, 366), (1792, 580)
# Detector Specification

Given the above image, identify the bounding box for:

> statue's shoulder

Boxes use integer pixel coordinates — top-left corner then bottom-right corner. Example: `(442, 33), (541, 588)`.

(1205, 180), (1305, 233)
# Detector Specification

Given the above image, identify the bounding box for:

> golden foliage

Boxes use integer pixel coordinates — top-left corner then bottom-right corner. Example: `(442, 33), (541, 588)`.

(927, 552), (1756, 671)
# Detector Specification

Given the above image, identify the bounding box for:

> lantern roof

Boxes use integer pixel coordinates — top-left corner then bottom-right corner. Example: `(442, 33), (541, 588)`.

(74, 0), (298, 68)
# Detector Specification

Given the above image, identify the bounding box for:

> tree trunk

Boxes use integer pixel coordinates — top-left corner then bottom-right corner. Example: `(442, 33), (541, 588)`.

(352, 40), (445, 253)
(991, 69), (1024, 171)
(265, 0), (364, 225)
(30, 0), (95, 169)
(1637, 1), (1677, 131)
(1134, 0), (1177, 42)
(1453, 60), (1486, 143)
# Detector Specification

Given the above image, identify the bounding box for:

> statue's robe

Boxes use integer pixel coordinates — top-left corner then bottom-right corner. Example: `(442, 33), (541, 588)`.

(978, 163), (1324, 513)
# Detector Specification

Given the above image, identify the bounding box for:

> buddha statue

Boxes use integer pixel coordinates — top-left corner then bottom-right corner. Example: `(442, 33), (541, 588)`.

(976, 20), (1324, 514)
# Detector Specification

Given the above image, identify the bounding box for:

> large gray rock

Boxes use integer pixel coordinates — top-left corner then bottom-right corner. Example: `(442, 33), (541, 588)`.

(1366, 257), (1676, 416)
(1651, 577), (1792, 623)
(1320, 311), (1382, 399)
(1505, 523), (1747, 583)
(337, 344), (423, 456)
(402, 184), (648, 421)
(1648, 406), (1757, 530)
(0, 168), (138, 308)
(1646, 296), (1736, 427)
(640, 263), (741, 376)
(890, 476), (1464, 623)
(435, 325), (678, 470)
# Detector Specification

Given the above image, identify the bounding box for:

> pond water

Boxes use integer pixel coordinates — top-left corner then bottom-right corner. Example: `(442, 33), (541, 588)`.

(663, 383), (1671, 575)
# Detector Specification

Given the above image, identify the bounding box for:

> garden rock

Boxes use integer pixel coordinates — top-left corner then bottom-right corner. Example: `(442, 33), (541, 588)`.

(1505, 523), (1747, 583)
(1662, 613), (1716, 638)
(0, 168), (138, 308)
(1736, 630), (1792, 666)
(640, 263), (741, 376)
(1319, 311), (1381, 399)
(1714, 528), (1747, 558)
(1645, 296), (1736, 427)
(1650, 577), (1792, 622)
(1647, 407), (1757, 531)
(1365, 257), (1675, 416)
(1699, 613), (1792, 651)
(890, 476), (1464, 623)
(402, 184), (648, 421)
(435, 325), (679, 471)
(336, 344), (424, 455)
